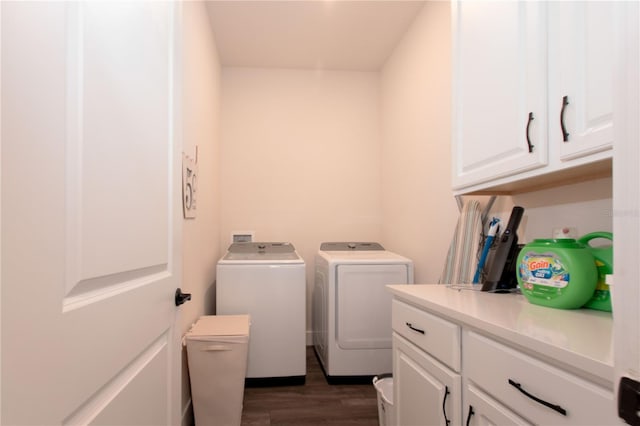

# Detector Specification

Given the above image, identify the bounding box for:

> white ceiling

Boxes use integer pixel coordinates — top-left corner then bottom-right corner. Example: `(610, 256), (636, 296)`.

(205, 1), (427, 71)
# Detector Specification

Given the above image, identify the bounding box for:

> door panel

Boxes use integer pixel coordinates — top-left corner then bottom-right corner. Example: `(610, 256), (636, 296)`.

(1, 2), (182, 424)
(337, 264), (408, 349)
(549, 1), (614, 161)
(393, 334), (462, 426)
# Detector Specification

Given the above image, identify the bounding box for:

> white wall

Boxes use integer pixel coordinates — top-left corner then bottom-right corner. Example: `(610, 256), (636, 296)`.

(180, 2), (221, 422)
(219, 68), (383, 330)
(214, 0), (613, 351)
(506, 178), (613, 242)
(380, 1), (459, 283)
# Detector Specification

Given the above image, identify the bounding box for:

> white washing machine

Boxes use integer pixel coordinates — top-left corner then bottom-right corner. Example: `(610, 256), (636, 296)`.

(217, 242), (306, 384)
(313, 242), (414, 381)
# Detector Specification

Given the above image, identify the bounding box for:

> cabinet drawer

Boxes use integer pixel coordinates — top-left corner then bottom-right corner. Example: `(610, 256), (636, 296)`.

(465, 384), (531, 426)
(464, 331), (618, 425)
(392, 299), (461, 371)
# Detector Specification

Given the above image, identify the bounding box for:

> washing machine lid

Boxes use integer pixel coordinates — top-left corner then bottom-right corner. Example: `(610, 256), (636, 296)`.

(220, 242), (302, 263)
(319, 242), (385, 251)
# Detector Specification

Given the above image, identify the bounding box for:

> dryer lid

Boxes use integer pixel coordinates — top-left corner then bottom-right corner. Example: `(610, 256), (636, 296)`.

(320, 242), (385, 251)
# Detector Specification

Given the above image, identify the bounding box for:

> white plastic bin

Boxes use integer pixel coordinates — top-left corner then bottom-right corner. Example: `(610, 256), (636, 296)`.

(185, 315), (250, 426)
(373, 374), (394, 426)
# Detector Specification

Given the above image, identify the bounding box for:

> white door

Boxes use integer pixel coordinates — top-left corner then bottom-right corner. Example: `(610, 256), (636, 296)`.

(1, 2), (183, 425)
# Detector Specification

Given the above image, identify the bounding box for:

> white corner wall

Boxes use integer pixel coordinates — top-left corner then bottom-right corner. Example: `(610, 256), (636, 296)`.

(508, 177), (613, 241)
(180, 1), (221, 422)
(219, 68), (383, 330)
(380, 1), (457, 283)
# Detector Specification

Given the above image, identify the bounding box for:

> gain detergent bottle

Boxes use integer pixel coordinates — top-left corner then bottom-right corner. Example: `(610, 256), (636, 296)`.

(517, 238), (598, 309)
(579, 232), (613, 312)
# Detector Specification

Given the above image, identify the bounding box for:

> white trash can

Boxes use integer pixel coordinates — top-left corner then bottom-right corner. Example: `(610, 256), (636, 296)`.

(185, 315), (250, 426)
(373, 374), (394, 426)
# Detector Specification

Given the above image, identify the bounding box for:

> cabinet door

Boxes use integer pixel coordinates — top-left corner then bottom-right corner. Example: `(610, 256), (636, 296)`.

(549, 1), (614, 161)
(452, 0), (547, 189)
(393, 334), (461, 426)
(464, 384), (532, 426)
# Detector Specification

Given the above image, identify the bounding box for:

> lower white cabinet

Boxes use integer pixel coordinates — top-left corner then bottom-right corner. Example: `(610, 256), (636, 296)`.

(389, 291), (621, 426)
(391, 299), (462, 425)
(393, 333), (461, 426)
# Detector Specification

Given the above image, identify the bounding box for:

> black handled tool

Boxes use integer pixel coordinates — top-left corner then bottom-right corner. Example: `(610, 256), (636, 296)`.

(482, 206), (524, 292)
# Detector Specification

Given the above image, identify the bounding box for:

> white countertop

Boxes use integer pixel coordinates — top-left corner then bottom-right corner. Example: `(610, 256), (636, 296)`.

(387, 284), (614, 386)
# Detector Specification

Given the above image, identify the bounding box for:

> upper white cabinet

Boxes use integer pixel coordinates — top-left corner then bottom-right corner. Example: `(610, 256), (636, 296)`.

(451, 1), (548, 190)
(452, 1), (614, 194)
(548, 1), (614, 161)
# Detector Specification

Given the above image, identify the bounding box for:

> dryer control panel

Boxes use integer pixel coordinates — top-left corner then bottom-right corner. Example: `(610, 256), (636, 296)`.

(320, 242), (384, 251)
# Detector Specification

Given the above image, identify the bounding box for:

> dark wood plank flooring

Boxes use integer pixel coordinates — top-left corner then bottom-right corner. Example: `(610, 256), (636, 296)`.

(241, 347), (379, 425)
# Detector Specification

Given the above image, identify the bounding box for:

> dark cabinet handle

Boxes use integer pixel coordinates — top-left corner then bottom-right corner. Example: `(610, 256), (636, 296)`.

(508, 379), (567, 416)
(618, 376), (640, 425)
(443, 385), (451, 426)
(175, 288), (192, 306)
(560, 96), (570, 142)
(526, 112), (535, 153)
(405, 322), (425, 334)
(466, 405), (474, 426)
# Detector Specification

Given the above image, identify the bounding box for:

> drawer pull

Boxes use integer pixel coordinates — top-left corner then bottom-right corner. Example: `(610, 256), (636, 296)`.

(405, 322), (425, 334)
(443, 385), (451, 426)
(508, 379), (567, 416)
(526, 112), (535, 153)
(465, 405), (474, 426)
(560, 95), (570, 142)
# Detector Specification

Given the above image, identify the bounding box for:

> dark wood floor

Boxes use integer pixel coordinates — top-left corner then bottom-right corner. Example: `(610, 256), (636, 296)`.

(241, 347), (379, 425)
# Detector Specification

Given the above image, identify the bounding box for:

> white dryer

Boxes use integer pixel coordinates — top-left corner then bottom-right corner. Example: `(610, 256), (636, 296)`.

(312, 242), (414, 381)
(217, 242), (306, 384)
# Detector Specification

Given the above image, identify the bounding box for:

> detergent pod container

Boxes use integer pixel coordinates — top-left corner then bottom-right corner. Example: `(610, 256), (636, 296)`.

(579, 232), (613, 312)
(517, 238), (598, 309)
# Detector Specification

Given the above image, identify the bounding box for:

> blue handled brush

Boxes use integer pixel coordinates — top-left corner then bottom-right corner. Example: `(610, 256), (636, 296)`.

(473, 217), (500, 284)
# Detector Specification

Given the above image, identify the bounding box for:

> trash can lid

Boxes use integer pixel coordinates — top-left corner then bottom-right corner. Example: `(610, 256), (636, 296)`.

(186, 315), (250, 338)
